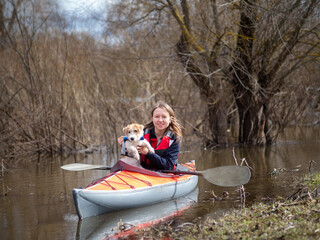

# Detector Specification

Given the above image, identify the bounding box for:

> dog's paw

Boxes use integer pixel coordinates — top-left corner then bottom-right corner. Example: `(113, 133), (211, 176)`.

(133, 153), (140, 160)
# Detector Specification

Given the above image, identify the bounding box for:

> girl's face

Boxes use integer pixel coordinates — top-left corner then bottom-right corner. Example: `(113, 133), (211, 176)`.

(152, 107), (171, 135)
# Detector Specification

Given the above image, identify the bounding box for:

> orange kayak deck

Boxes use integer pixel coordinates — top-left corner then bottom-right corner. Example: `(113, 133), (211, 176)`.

(86, 160), (196, 191)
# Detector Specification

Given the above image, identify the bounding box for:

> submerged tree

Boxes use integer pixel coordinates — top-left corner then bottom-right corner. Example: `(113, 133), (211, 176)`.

(107, 0), (320, 146)
(231, 0), (319, 144)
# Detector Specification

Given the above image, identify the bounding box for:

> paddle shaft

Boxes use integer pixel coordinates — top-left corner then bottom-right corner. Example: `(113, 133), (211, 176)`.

(94, 166), (112, 170)
(160, 169), (202, 176)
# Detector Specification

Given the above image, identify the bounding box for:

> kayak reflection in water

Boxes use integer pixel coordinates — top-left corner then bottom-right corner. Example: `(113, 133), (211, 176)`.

(118, 101), (183, 170)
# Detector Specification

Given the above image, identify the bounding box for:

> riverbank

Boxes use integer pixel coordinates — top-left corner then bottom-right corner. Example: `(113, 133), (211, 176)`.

(135, 172), (320, 239)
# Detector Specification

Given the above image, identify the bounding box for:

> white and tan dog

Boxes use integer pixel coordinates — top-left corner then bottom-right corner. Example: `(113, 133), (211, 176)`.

(121, 123), (154, 166)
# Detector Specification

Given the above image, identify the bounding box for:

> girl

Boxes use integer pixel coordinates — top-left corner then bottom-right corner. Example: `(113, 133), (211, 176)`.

(118, 101), (182, 170)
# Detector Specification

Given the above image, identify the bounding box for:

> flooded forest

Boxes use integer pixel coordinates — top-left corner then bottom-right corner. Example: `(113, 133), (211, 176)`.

(1, 0), (319, 159)
(1, 1), (320, 239)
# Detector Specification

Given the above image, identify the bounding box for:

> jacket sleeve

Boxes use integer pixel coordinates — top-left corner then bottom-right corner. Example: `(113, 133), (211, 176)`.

(145, 140), (180, 170)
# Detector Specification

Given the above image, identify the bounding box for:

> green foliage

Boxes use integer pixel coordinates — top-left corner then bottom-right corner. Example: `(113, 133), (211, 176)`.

(302, 173), (320, 189)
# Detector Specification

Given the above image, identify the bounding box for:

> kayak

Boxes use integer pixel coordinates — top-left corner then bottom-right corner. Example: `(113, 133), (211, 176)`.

(73, 159), (198, 219)
(77, 188), (199, 240)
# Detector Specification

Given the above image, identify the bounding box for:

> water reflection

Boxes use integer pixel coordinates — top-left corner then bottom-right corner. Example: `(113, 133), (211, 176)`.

(0, 126), (319, 240)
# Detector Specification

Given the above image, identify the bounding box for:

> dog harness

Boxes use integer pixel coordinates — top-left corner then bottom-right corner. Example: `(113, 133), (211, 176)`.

(121, 136), (145, 157)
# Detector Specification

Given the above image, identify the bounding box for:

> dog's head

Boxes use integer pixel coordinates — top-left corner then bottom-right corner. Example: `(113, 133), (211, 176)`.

(123, 124), (144, 142)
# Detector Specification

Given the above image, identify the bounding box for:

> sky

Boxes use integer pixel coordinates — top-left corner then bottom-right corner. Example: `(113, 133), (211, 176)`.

(59, 0), (105, 14)
(58, 0), (108, 35)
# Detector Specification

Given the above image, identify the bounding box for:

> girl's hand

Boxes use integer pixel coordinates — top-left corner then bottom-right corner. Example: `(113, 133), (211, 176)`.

(137, 146), (149, 155)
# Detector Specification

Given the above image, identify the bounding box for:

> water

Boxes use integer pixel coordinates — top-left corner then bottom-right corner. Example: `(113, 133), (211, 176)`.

(1, 126), (319, 240)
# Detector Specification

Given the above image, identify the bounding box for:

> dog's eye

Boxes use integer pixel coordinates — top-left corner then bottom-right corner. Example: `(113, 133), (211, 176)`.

(134, 130), (138, 133)
(128, 131), (131, 134)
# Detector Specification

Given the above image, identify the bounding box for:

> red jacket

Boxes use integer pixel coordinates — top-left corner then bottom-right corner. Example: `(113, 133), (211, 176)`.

(140, 128), (180, 170)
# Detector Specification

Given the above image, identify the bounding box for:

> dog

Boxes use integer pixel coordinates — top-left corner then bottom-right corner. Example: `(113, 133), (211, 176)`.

(121, 123), (154, 166)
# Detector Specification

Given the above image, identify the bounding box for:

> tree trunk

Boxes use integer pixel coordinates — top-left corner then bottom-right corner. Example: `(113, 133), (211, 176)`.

(208, 100), (228, 146)
(176, 35), (228, 146)
(236, 93), (265, 145)
(262, 104), (274, 144)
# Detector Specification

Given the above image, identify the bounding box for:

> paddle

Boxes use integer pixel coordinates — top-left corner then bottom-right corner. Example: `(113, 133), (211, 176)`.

(161, 165), (251, 187)
(61, 163), (112, 171)
(61, 163), (251, 187)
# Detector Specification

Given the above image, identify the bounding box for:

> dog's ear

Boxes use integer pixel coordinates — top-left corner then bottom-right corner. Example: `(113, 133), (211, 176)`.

(138, 124), (144, 131)
(123, 126), (129, 135)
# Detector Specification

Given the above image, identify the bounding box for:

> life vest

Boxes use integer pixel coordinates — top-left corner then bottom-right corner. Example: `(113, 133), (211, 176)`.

(140, 129), (175, 166)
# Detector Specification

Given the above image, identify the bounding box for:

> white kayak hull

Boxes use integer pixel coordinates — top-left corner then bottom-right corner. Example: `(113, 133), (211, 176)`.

(73, 174), (198, 219)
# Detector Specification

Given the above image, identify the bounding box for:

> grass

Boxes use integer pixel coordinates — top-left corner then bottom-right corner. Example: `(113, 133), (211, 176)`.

(131, 172), (320, 239)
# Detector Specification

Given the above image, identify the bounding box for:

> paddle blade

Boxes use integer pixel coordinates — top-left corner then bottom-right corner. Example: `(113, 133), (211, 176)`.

(61, 163), (111, 171)
(202, 165), (251, 187)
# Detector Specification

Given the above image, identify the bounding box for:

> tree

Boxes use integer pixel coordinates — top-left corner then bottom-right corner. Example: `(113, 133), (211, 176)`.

(232, 0), (319, 144)
(107, 0), (320, 146)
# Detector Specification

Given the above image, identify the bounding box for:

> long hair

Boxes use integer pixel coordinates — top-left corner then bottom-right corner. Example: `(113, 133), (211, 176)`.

(144, 101), (183, 140)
